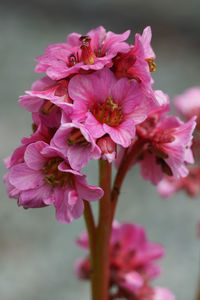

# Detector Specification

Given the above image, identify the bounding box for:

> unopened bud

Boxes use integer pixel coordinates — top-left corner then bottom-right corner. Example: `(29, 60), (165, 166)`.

(97, 136), (116, 163)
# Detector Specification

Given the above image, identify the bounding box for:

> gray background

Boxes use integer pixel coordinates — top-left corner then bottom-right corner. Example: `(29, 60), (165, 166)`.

(1, 0), (200, 299)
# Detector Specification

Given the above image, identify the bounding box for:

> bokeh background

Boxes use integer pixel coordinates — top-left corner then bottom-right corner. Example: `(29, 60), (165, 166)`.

(1, 0), (200, 299)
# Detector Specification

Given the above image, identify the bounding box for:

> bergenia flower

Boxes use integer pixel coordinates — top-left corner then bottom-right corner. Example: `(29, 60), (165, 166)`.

(174, 86), (200, 123)
(35, 26), (130, 80)
(113, 26), (156, 92)
(69, 67), (157, 148)
(51, 121), (101, 170)
(157, 167), (200, 198)
(137, 113), (196, 185)
(6, 141), (103, 223)
(19, 76), (72, 129)
(75, 221), (175, 299)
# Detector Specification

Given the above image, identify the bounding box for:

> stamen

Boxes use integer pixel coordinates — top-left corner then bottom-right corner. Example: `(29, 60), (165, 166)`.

(40, 101), (56, 115)
(90, 97), (123, 127)
(145, 58), (156, 72)
(43, 158), (73, 187)
(67, 128), (90, 147)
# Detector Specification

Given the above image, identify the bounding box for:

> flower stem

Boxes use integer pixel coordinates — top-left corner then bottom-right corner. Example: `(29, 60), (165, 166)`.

(91, 159), (112, 300)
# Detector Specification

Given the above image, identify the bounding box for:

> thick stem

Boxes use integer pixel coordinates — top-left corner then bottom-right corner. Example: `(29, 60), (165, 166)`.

(111, 139), (144, 222)
(91, 160), (112, 300)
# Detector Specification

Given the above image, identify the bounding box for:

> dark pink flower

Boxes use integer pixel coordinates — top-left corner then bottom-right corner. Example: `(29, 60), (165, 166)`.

(137, 114), (196, 185)
(69, 68), (157, 148)
(51, 121), (101, 170)
(35, 26), (130, 80)
(113, 26), (156, 92)
(7, 141), (103, 223)
(75, 221), (174, 299)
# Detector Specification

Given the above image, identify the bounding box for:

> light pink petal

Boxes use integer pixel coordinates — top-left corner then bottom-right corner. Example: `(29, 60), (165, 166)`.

(18, 95), (43, 112)
(140, 152), (163, 185)
(102, 30), (130, 55)
(85, 112), (105, 138)
(154, 287), (175, 300)
(103, 120), (135, 147)
(24, 141), (48, 170)
(54, 188), (84, 224)
(140, 26), (156, 59)
(67, 144), (93, 171)
(111, 78), (141, 113)
(66, 32), (81, 46)
(76, 231), (89, 250)
(119, 272), (143, 293)
(76, 176), (104, 202)
(3, 173), (20, 198)
(157, 177), (180, 198)
(19, 184), (52, 208)
(174, 86), (200, 119)
(9, 163), (44, 190)
(31, 76), (56, 91)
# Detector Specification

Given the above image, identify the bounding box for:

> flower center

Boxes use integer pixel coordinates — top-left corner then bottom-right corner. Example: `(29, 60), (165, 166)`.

(40, 100), (56, 115)
(67, 128), (90, 147)
(43, 157), (73, 187)
(90, 96), (123, 127)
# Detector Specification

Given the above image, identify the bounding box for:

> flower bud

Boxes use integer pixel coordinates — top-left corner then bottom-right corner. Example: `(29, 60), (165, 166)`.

(97, 136), (116, 163)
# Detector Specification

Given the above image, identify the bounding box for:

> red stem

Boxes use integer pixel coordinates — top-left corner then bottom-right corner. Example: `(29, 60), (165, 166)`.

(91, 159), (112, 300)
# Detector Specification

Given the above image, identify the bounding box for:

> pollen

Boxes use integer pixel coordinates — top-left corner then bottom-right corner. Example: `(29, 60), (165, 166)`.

(90, 96), (124, 127)
(43, 157), (73, 187)
(145, 58), (156, 72)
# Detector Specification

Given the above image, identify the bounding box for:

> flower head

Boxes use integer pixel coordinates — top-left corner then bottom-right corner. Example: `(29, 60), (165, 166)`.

(6, 141), (103, 223)
(35, 26), (130, 80)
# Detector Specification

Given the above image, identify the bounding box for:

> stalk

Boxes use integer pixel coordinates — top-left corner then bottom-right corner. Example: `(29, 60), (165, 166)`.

(91, 159), (112, 300)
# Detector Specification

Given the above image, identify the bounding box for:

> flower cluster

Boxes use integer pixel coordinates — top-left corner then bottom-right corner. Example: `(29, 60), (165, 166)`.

(4, 26), (196, 223)
(75, 222), (175, 300)
(158, 87), (200, 198)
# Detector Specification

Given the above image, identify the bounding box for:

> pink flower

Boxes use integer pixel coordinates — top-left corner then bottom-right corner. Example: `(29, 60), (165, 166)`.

(35, 26), (130, 80)
(75, 221), (171, 299)
(69, 68), (157, 147)
(51, 121), (101, 170)
(157, 167), (200, 198)
(19, 76), (72, 129)
(7, 141), (103, 223)
(137, 114), (196, 185)
(174, 87), (200, 122)
(113, 26), (156, 92)
(96, 136), (116, 163)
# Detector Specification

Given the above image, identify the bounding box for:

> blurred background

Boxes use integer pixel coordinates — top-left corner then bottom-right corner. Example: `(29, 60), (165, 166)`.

(1, 0), (200, 299)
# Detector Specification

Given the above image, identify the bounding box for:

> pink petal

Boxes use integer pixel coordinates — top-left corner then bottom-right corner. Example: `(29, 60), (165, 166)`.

(140, 152), (163, 185)
(18, 95), (43, 112)
(85, 112), (105, 138)
(9, 163), (44, 190)
(103, 120), (135, 147)
(24, 141), (48, 170)
(76, 176), (104, 202)
(19, 184), (52, 208)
